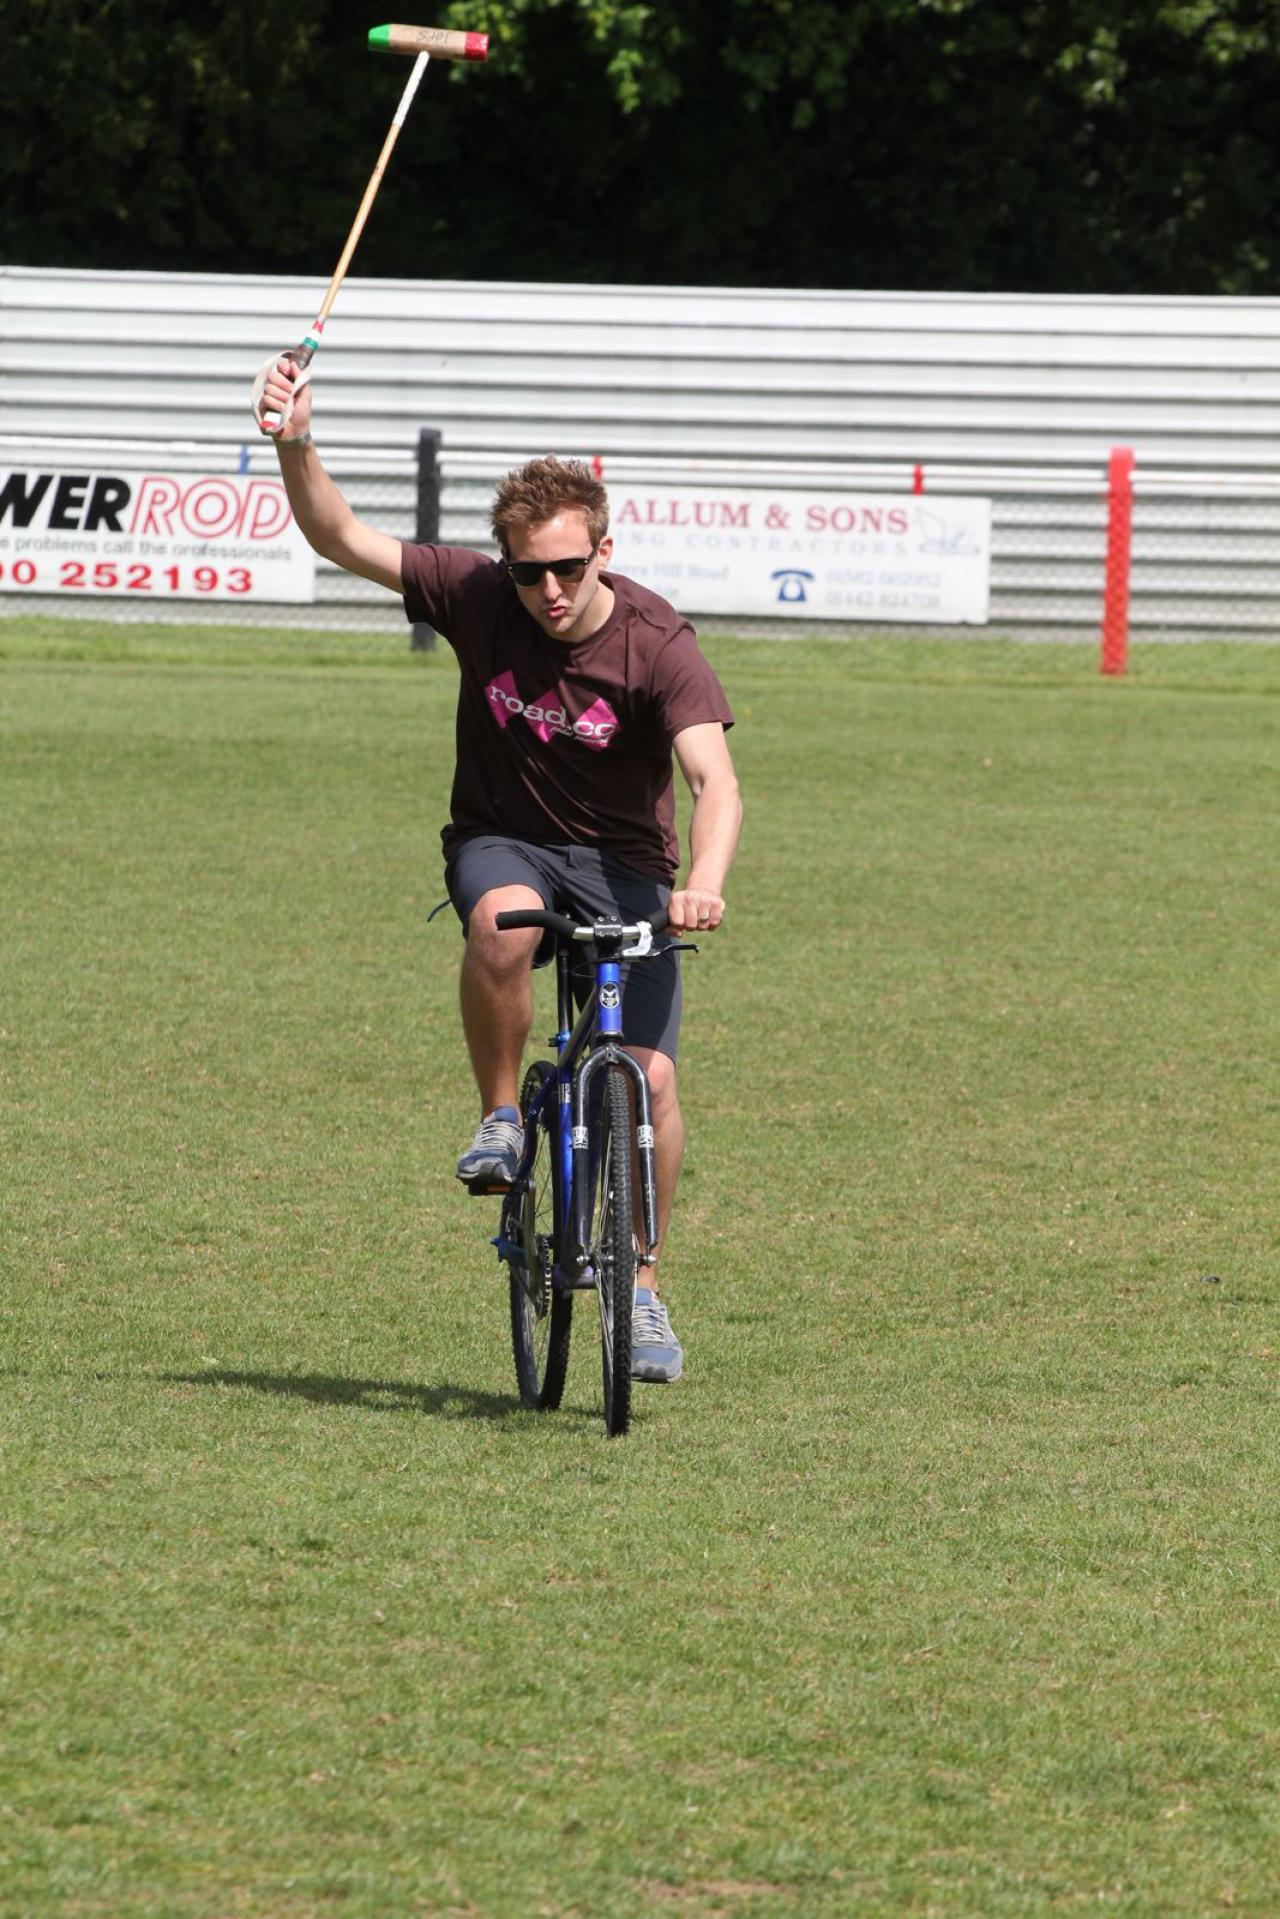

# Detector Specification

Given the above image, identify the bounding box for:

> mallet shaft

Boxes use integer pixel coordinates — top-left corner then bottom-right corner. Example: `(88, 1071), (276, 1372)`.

(255, 23), (490, 433)
(316, 50), (429, 325)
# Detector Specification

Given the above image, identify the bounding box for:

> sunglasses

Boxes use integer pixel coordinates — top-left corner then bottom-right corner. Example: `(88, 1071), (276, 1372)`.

(505, 550), (597, 588)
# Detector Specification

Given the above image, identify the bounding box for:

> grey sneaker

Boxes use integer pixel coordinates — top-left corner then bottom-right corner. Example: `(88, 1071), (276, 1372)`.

(456, 1113), (522, 1191)
(631, 1287), (683, 1382)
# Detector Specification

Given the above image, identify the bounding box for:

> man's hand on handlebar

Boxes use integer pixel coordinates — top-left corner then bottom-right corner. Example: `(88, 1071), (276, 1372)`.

(666, 887), (725, 933)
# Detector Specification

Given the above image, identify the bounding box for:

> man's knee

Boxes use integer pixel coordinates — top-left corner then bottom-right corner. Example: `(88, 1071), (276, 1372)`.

(463, 886), (543, 979)
(633, 1047), (678, 1118)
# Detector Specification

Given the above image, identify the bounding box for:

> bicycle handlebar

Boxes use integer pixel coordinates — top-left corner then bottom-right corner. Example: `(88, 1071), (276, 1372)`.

(494, 907), (669, 946)
(494, 907), (579, 941)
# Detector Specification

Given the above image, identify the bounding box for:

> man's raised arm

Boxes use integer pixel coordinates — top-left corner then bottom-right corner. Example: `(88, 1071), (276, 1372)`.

(256, 358), (403, 595)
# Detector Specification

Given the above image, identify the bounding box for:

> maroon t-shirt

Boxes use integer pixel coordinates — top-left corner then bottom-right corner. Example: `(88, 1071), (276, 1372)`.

(401, 544), (734, 882)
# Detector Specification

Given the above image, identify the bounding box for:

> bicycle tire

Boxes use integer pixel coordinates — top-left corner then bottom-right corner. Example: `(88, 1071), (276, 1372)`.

(505, 1061), (572, 1410)
(592, 1065), (637, 1438)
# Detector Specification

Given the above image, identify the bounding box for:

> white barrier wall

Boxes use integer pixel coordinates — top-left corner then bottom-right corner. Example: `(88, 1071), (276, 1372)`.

(3, 267), (1279, 638)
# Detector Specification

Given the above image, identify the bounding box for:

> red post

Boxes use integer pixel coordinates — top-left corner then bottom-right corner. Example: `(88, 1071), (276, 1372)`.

(912, 463), (925, 494)
(591, 455), (604, 479)
(1101, 446), (1135, 676)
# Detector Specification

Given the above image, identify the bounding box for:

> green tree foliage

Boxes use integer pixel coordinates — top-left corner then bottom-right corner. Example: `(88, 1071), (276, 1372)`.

(3, 0), (1279, 291)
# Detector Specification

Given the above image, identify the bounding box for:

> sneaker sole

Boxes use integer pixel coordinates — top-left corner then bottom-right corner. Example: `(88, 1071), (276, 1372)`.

(631, 1358), (683, 1383)
(458, 1174), (515, 1195)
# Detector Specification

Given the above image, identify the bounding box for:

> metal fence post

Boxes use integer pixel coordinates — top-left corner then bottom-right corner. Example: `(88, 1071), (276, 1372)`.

(411, 426), (442, 651)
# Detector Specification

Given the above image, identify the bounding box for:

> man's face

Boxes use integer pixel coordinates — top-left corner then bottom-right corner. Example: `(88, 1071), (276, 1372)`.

(505, 509), (614, 644)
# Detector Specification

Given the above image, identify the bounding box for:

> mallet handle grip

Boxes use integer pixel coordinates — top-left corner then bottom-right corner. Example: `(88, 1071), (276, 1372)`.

(369, 24), (489, 61)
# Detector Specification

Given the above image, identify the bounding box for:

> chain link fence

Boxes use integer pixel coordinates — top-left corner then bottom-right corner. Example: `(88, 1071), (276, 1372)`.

(3, 434), (1279, 666)
(1127, 481), (1280, 640)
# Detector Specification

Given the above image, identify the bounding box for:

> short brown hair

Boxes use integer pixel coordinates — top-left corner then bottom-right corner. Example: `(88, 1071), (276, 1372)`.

(490, 455), (609, 554)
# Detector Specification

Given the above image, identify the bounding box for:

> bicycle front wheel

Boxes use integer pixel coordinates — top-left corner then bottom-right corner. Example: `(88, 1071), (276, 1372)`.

(505, 1061), (572, 1410)
(592, 1065), (638, 1438)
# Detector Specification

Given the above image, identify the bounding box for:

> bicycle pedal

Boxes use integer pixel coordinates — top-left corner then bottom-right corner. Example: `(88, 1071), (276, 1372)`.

(459, 1176), (514, 1197)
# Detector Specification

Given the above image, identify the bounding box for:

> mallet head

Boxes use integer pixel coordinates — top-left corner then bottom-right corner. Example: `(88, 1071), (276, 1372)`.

(369, 23), (490, 61)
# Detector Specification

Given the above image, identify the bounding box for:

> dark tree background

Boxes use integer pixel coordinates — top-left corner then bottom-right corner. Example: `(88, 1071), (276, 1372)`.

(4, 0), (1280, 293)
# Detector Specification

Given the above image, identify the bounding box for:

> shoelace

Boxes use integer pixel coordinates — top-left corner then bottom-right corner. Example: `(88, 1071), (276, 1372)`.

(633, 1298), (673, 1345)
(473, 1116), (519, 1148)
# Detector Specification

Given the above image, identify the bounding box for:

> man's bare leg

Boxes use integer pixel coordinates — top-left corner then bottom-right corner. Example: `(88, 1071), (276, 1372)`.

(625, 1044), (685, 1380)
(458, 885), (543, 1115)
(628, 1046), (682, 1293)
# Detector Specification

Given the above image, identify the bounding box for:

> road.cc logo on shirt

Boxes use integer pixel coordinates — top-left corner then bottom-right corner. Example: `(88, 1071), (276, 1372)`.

(485, 671), (619, 753)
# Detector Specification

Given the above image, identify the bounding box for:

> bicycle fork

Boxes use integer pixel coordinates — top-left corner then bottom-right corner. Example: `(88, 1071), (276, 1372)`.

(569, 1043), (659, 1278)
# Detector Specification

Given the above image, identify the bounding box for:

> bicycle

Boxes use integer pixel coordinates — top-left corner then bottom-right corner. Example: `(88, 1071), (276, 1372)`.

(487, 907), (679, 1438)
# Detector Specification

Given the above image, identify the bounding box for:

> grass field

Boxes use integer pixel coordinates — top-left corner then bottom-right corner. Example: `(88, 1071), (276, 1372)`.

(3, 615), (1278, 1917)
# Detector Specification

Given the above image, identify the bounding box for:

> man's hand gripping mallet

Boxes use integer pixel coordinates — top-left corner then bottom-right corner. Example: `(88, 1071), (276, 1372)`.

(252, 24), (490, 438)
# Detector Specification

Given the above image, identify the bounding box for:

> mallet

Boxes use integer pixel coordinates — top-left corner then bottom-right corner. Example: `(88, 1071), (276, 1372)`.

(252, 23), (490, 435)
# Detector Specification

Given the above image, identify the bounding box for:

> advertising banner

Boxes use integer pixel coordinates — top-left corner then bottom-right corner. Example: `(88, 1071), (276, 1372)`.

(0, 468), (315, 603)
(609, 485), (992, 624)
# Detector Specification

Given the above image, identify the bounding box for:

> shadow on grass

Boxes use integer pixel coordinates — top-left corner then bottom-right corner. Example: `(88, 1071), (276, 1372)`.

(167, 1368), (589, 1425)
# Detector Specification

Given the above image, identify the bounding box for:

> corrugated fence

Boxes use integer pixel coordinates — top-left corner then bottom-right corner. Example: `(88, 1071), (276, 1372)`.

(3, 266), (1279, 642)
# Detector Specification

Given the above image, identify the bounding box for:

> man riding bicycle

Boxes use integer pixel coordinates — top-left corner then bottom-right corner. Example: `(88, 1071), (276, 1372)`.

(257, 356), (742, 1384)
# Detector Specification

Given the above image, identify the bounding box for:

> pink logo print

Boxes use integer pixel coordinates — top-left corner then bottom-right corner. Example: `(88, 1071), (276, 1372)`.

(569, 695), (619, 752)
(484, 675), (619, 752)
(485, 670), (520, 729)
(522, 693), (571, 745)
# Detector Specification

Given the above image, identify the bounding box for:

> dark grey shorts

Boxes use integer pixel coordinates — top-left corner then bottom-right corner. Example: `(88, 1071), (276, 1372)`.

(445, 835), (683, 1062)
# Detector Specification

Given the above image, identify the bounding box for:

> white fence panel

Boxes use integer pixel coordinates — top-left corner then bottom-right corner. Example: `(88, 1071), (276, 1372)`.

(3, 267), (1280, 639)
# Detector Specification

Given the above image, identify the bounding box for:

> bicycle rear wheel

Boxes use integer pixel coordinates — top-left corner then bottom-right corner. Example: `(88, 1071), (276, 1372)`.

(592, 1065), (638, 1438)
(505, 1061), (572, 1410)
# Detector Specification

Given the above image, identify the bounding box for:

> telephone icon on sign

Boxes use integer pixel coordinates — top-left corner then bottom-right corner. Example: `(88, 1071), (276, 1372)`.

(771, 568), (814, 604)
